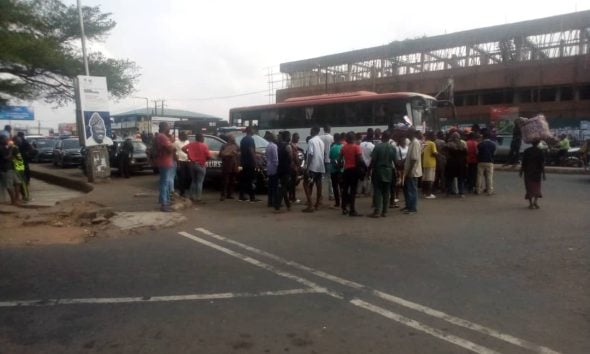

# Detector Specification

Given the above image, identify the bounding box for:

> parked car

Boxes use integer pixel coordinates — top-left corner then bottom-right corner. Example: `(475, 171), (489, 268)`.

(186, 134), (233, 183)
(29, 137), (57, 162)
(80, 139), (152, 175)
(183, 133), (269, 190)
(110, 139), (152, 174)
(53, 138), (82, 167)
(232, 133), (269, 190)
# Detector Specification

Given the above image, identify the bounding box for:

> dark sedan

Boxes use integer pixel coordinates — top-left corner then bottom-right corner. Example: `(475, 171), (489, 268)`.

(30, 138), (57, 162)
(53, 138), (82, 167)
(186, 134), (269, 189)
(110, 139), (152, 174)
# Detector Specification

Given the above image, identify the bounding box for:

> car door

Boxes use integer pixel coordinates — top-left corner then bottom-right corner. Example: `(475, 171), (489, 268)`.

(204, 135), (225, 178)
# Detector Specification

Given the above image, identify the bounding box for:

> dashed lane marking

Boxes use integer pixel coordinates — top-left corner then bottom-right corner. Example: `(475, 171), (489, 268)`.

(351, 299), (500, 354)
(178, 231), (499, 354)
(0, 288), (321, 308)
(193, 227), (561, 354)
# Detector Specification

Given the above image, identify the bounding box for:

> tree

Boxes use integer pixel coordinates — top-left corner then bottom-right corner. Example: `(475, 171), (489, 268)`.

(0, 0), (140, 106)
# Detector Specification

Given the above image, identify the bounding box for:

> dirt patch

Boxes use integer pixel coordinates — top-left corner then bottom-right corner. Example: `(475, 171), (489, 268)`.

(0, 200), (111, 247)
(0, 226), (90, 246)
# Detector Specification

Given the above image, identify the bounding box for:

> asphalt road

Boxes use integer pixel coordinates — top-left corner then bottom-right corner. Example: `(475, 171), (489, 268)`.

(1, 172), (589, 354)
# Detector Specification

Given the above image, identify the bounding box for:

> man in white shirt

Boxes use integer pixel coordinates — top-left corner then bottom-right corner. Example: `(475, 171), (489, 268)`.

(303, 126), (325, 212)
(173, 131), (190, 197)
(403, 129), (423, 214)
(319, 126), (334, 201)
(360, 129), (375, 196)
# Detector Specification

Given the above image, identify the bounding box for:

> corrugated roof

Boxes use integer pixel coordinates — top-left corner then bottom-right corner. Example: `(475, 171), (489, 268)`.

(111, 107), (222, 120)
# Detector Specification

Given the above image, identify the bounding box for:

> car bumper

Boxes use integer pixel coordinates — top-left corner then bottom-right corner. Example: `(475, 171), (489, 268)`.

(63, 155), (82, 165)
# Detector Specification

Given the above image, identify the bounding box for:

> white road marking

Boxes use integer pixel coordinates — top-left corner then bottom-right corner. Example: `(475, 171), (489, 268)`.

(178, 232), (342, 300)
(350, 299), (500, 354)
(194, 227), (561, 354)
(0, 288), (321, 308)
(179, 231), (498, 354)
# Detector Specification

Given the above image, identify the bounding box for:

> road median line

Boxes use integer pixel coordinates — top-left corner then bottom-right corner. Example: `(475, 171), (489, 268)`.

(193, 227), (561, 354)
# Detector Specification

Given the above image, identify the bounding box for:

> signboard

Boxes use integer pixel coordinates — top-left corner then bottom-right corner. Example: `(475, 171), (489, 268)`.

(75, 75), (113, 146)
(0, 106), (34, 121)
(58, 123), (77, 136)
(490, 106), (519, 121)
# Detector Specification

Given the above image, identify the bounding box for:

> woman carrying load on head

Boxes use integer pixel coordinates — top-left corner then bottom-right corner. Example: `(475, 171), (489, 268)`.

(520, 139), (546, 209)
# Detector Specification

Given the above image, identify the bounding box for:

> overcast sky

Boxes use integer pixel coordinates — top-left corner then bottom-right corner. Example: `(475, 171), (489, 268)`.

(20, 0), (590, 129)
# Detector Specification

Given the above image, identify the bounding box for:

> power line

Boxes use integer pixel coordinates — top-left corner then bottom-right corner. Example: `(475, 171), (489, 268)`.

(165, 90), (268, 102)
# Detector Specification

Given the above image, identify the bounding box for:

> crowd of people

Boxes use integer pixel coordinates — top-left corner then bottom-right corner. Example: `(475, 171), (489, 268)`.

(0, 125), (33, 205)
(0, 120), (552, 213)
(150, 121), (549, 214)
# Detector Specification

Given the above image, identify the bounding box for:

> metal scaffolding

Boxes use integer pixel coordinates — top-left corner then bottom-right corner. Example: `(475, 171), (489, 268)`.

(278, 11), (590, 90)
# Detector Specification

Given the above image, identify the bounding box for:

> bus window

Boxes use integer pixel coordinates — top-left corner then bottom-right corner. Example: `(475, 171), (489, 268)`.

(259, 109), (279, 129)
(280, 107), (306, 128)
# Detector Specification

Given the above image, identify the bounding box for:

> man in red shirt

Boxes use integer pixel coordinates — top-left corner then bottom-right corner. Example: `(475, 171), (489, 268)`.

(182, 133), (211, 203)
(339, 131), (363, 217)
(155, 122), (176, 211)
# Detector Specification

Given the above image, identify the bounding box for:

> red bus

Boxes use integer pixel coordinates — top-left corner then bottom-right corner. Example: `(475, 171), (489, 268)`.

(229, 91), (449, 138)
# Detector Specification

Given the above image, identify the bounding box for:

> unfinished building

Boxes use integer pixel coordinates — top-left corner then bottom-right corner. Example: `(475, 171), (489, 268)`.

(277, 11), (590, 128)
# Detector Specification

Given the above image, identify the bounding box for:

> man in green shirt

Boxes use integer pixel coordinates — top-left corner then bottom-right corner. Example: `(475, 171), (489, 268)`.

(558, 134), (570, 162)
(329, 133), (344, 208)
(369, 131), (399, 218)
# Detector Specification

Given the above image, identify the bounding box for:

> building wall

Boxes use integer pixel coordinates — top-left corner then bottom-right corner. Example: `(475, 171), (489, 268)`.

(277, 55), (590, 127)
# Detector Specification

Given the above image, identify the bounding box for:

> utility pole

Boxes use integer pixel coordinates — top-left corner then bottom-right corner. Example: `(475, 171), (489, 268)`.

(153, 100), (159, 116)
(77, 0), (110, 183)
(77, 0), (90, 76)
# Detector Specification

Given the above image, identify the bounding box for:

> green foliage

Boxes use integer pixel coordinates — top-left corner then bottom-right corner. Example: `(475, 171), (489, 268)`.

(0, 0), (140, 105)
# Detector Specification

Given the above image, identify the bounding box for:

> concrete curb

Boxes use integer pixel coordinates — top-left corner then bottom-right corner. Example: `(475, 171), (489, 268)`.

(494, 165), (589, 175)
(30, 169), (94, 193)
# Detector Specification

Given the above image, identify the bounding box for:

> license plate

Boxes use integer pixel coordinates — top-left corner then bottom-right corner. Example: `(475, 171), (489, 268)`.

(206, 160), (222, 168)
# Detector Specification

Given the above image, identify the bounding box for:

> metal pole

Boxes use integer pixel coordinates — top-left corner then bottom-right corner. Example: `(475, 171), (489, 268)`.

(77, 0), (90, 76)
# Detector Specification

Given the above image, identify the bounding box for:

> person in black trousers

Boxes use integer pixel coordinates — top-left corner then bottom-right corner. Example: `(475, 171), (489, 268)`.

(239, 127), (259, 202)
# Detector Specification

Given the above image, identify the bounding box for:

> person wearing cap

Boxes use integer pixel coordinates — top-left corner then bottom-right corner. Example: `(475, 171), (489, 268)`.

(85, 113), (113, 146)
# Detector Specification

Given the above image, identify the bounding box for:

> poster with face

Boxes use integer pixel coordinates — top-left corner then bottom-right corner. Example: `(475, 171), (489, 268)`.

(84, 111), (113, 146)
(76, 76), (113, 146)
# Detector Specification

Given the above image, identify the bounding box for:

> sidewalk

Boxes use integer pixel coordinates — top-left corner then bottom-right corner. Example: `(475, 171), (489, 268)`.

(28, 164), (173, 213)
(1, 164), (191, 246)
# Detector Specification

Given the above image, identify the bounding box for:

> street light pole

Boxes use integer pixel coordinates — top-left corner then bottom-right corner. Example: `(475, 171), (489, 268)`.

(132, 96), (151, 134)
(77, 0), (90, 76)
(132, 96), (150, 115)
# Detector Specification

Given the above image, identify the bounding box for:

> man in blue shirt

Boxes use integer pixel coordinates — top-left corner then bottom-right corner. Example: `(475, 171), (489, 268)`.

(477, 129), (497, 195)
(265, 133), (279, 208)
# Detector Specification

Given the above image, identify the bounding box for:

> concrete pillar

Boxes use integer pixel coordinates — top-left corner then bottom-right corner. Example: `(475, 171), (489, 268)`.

(85, 145), (110, 183)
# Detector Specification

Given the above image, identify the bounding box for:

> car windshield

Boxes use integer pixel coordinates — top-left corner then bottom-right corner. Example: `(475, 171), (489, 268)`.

(132, 141), (147, 151)
(34, 139), (56, 148)
(63, 140), (80, 149)
(233, 134), (268, 149)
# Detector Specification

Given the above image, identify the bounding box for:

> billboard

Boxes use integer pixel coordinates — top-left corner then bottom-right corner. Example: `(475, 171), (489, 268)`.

(76, 76), (113, 146)
(58, 123), (77, 136)
(0, 106), (34, 121)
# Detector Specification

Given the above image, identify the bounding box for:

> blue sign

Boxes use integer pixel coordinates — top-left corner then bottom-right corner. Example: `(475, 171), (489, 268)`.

(0, 106), (35, 120)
